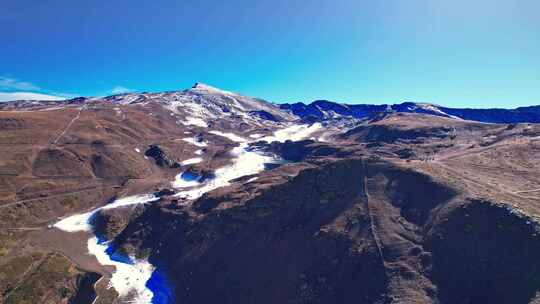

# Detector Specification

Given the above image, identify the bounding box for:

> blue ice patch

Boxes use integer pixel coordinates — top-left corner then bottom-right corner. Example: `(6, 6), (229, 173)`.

(181, 171), (200, 181)
(105, 245), (134, 265)
(147, 268), (175, 304)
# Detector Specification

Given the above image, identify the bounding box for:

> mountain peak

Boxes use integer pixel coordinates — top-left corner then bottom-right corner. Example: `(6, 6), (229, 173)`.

(190, 82), (231, 94)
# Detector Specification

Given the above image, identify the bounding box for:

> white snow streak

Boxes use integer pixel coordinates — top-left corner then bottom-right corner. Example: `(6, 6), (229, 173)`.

(181, 157), (203, 165)
(260, 123), (323, 143)
(54, 194), (160, 303)
(180, 117), (208, 128)
(209, 130), (246, 142)
(174, 142), (275, 200)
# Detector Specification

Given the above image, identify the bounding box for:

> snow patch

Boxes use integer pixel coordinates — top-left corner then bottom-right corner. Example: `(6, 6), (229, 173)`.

(102, 194), (159, 211)
(180, 117), (208, 128)
(181, 137), (207, 147)
(172, 123), (323, 201)
(189, 82), (236, 96)
(246, 177), (258, 183)
(54, 194), (159, 233)
(172, 172), (201, 188)
(88, 237), (154, 303)
(261, 123), (323, 143)
(54, 210), (94, 232)
(54, 194), (161, 303)
(174, 143), (276, 200)
(181, 157), (203, 165)
(209, 130), (246, 142)
(418, 104), (462, 120)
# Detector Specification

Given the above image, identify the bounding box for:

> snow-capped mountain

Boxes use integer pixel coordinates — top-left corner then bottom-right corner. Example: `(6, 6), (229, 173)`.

(1, 83), (539, 124)
(101, 82), (297, 129)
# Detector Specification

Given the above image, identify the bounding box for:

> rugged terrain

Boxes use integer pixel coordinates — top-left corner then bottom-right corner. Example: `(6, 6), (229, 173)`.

(0, 83), (539, 304)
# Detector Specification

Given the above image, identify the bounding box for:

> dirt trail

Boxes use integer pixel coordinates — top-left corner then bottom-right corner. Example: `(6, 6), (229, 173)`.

(362, 168), (386, 270)
(51, 105), (86, 145)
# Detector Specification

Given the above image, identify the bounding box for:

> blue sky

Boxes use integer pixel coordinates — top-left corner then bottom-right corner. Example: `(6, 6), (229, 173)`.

(1, 0), (539, 108)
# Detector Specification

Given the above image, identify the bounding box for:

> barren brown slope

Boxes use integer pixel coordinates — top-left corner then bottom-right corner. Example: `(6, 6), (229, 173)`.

(0, 92), (294, 303)
(0, 100), (229, 303)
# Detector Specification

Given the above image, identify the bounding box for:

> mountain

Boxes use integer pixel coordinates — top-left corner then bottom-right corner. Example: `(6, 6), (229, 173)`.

(280, 100), (540, 123)
(1, 83), (540, 304)
(3, 84), (540, 124)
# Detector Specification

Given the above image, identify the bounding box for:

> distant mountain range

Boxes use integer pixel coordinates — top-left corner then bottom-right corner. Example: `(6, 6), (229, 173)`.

(280, 100), (540, 123)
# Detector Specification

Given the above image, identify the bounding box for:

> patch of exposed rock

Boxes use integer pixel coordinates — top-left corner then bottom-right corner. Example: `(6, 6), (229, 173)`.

(144, 145), (180, 168)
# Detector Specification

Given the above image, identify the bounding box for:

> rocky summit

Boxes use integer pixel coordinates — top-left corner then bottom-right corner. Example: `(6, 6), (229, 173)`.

(1, 83), (540, 304)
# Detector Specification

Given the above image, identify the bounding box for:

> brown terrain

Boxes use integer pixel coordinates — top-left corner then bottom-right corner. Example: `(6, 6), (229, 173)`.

(1, 88), (540, 304)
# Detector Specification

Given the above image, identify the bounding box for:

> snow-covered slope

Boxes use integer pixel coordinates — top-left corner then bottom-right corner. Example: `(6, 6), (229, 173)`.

(98, 83), (298, 132)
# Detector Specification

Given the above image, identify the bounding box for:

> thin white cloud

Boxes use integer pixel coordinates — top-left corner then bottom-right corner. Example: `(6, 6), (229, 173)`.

(0, 76), (76, 102)
(0, 92), (66, 102)
(111, 86), (133, 94)
(0, 76), (40, 91)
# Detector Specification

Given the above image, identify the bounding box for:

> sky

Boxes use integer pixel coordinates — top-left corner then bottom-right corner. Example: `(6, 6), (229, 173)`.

(1, 0), (539, 108)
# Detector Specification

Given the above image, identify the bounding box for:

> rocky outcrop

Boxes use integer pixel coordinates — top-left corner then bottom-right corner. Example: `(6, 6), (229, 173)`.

(68, 272), (101, 304)
(144, 145), (180, 168)
(91, 205), (146, 242)
(154, 188), (176, 197)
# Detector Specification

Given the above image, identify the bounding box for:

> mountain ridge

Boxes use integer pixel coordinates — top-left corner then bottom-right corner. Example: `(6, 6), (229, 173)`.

(280, 99), (540, 123)
(2, 83), (539, 124)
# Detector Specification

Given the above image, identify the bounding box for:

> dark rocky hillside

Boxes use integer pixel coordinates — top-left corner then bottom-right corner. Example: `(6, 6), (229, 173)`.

(105, 156), (540, 304)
